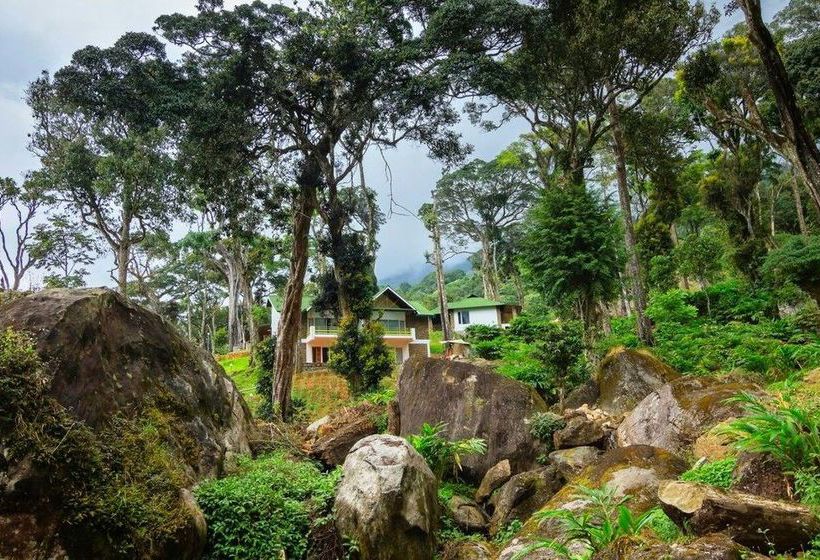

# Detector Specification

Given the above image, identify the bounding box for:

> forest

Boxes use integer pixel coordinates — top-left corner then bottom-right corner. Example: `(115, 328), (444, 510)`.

(1, 0), (820, 559)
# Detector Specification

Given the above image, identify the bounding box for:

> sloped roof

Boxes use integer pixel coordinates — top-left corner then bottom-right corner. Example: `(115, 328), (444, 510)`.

(408, 300), (436, 316)
(447, 296), (505, 310)
(267, 294), (314, 313)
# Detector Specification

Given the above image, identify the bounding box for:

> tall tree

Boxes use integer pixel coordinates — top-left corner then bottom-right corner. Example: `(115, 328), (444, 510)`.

(433, 154), (537, 300)
(28, 33), (183, 295)
(420, 202), (454, 342)
(0, 175), (53, 290)
(33, 214), (98, 288)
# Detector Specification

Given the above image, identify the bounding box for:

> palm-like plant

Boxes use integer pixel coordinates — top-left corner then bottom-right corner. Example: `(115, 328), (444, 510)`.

(407, 422), (487, 480)
(512, 486), (660, 560)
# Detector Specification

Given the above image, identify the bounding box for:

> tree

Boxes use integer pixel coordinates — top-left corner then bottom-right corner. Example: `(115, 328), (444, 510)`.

(675, 228), (725, 291)
(158, 0), (463, 418)
(433, 155), (537, 300)
(736, 0), (820, 198)
(28, 33), (183, 295)
(0, 175), (53, 290)
(32, 214), (98, 288)
(328, 316), (394, 396)
(519, 187), (623, 336)
(420, 202), (454, 341)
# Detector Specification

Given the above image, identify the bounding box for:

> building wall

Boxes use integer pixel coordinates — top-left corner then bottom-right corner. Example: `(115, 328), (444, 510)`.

(407, 313), (430, 339)
(450, 306), (502, 332)
(409, 341), (430, 359)
(373, 293), (403, 309)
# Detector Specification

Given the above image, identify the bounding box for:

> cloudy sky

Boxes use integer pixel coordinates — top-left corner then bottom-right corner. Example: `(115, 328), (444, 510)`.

(0, 0), (786, 288)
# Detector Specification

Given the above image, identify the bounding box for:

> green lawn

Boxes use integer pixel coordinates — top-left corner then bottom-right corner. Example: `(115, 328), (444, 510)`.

(430, 330), (444, 355)
(217, 354), (263, 414)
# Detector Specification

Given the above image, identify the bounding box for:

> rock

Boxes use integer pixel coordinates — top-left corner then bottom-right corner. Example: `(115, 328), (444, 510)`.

(659, 480), (820, 554)
(303, 402), (381, 467)
(593, 534), (767, 560)
(335, 435), (438, 560)
(692, 419), (738, 461)
(448, 495), (489, 532)
(731, 452), (793, 500)
(0, 288), (253, 560)
(616, 376), (757, 455)
(488, 465), (565, 536)
(387, 399), (401, 435)
(596, 347), (679, 415)
(398, 357), (548, 483)
(562, 377), (600, 410)
(497, 446), (687, 559)
(441, 541), (494, 560)
(306, 415), (331, 436)
(553, 406), (619, 449)
(548, 446), (601, 479)
(475, 459), (512, 503)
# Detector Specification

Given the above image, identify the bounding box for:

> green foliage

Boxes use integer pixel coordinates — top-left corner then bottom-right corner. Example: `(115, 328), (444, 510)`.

(472, 338), (505, 360)
(496, 341), (550, 389)
(680, 458), (737, 489)
(515, 486), (661, 560)
(644, 508), (681, 542)
(438, 481), (476, 503)
(465, 324), (504, 343)
(195, 452), (340, 560)
(506, 314), (555, 343)
(646, 290), (698, 325)
(253, 337), (276, 419)
(762, 235), (820, 301)
(532, 320), (588, 403)
(407, 422), (487, 480)
(674, 228), (725, 287)
(519, 186), (623, 331)
(493, 519), (524, 545)
(329, 317), (394, 396)
(529, 412), (565, 450)
(430, 330), (444, 355)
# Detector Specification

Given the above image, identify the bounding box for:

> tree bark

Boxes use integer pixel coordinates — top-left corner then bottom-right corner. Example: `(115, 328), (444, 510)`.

(242, 275), (258, 348)
(609, 101), (654, 346)
(739, 0), (820, 216)
(791, 175), (809, 236)
(480, 236), (500, 301)
(116, 243), (130, 297)
(272, 162), (319, 420)
(429, 208), (453, 342)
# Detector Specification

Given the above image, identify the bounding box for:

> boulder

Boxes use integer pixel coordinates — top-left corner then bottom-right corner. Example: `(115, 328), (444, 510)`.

(616, 376), (757, 455)
(731, 452), (793, 500)
(596, 347), (679, 415)
(488, 465), (565, 536)
(497, 446), (687, 559)
(303, 402), (381, 467)
(448, 495), (489, 532)
(592, 534), (767, 560)
(398, 357), (548, 483)
(548, 446), (601, 479)
(0, 289), (253, 560)
(335, 435), (438, 560)
(562, 377), (600, 410)
(659, 480), (820, 553)
(553, 406), (618, 449)
(475, 460), (512, 503)
(441, 541), (494, 560)
(692, 419), (738, 461)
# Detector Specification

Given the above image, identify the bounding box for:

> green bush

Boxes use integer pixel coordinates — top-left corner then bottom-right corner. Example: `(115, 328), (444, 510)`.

(529, 412), (565, 450)
(195, 452), (340, 560)
(646, 289), (697, 324)
(329, 317), (394, 396)
(680, 458), (737, 489)
(254, 337), (276, 420)
(472, 338), (505, 360)
(506, 314), (555, 343)
(407, 422), (487, 480)
(496, 341), (551, 389)
(465, 324), (503, 343)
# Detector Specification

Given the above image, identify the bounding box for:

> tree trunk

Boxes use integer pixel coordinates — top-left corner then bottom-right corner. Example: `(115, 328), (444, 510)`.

(480, 236), (500, 301)
(116, 243), (129, 297)
(272, 163), (319, 420)
(609, 101), (654, 346)
(226, 271), (240, 350)
(791, 175), (809, 236)
(242, 276), (258, 348)
(739, 0), (820, 216)
(430, 211), (453, 342)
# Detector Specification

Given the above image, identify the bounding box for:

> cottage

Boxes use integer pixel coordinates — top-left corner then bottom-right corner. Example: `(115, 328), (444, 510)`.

(447, 296), (521, 332)
(269, 287), (433, 369)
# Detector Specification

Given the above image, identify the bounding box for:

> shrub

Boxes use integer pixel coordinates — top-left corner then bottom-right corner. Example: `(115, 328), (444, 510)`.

(531, 320), (587, 405)
(762, 234), (820, 303)
(329, 317), (394, 396)
(472, 338), (505, 360)
(680, 458), (737, 489)
(194, 452), (340, 560)
(529, 412), (565, 450)
(646, 290), (698, 324)
(407, 422), (487, 480)
(496, 342), (550, 389)
(465, 324), (503, 343)
(506, 314), (554, 342)
(254, 337), (276, 420)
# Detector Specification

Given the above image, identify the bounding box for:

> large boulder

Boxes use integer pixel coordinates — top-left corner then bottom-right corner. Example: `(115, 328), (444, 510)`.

(475, 460), (512, 503)
(488, 465), (565, 536)
(593, 534), (767, 560)
(548, 446), (601, 479)
(616, 376), (756, 455)
(335, 435), (438, 560)
(553, 406), (619, 449)
(659, 480), (820, 554)
(498, 446), (687, 560)
(596, 347), (679, 415)
(448, 495), (490, 532)
(0, 288), (253, 560)
(303, 402), (381, 467)
(398, 357), (548, 483)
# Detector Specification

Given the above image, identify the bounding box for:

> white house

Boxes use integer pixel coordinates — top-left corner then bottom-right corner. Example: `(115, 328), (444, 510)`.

(447, 296), (521, 333)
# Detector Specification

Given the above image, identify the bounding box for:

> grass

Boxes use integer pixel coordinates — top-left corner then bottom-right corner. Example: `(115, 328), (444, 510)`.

(293, 370), (350, 420)
(430, 330), (444, 355)
(217, 353), (263, 414)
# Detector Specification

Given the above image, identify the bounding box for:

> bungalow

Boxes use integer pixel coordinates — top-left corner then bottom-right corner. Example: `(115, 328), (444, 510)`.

(447, 296), (521, 333)
(269, 287), (433, 369)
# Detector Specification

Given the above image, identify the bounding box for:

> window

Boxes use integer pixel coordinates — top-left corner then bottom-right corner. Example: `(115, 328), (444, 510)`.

(312, 346), (330, 364)
(457, 311), (470, 325)
(379, 319), (407, 333)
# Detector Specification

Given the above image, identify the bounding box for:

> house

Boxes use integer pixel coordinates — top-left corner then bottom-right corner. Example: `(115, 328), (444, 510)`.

(269, 287), (433, 368)
(447, 296), (521, 332)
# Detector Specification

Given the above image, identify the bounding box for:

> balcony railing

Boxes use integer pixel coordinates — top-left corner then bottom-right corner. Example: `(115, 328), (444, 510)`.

(304, 325), (415, 339)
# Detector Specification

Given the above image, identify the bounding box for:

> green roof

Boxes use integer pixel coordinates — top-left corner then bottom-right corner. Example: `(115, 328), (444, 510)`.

(409, 300), (436, 316)
(447, 297), (504, 310)
(268, 294), (314, 313)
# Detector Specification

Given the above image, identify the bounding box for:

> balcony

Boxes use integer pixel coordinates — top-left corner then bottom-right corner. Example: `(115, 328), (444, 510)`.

(302, 324), (416, 343)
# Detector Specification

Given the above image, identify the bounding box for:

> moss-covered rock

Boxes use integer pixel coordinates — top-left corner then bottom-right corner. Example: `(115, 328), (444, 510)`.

(596, 347), (679, 415)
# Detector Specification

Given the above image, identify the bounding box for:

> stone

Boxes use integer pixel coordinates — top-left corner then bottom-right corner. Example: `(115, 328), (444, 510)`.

(448, 495), (489, 532)
(731, 452), (793, 501)
(659, 480), (820, 554)
(562, 377), (600, 410)
(616, 376), (757, 455)
(441, 541), (494, 560)
(387, 399), (401, 435)
(398, 357), (548, 483)
(548, 446), (601, 479)
(335, 435), (438, 560)
(596, 347), (679, 415)
(306, 415), (331, 436)
(692, 419), (738, 461)
(488, 465), (565, 536)
(497, 446), (687, 559)
(475, 459), (512, 503)
(553, 412), (607, 449)
(303, 402), (381, 467)
(0, 288), (253, 560)
(592, 534), (767, 560)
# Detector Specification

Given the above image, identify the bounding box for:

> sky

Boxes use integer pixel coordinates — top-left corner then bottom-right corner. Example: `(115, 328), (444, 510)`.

(0, 0), (787, 289)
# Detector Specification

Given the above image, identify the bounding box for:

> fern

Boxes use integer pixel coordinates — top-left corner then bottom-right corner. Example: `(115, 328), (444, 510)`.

(407, 422), (487, 479)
